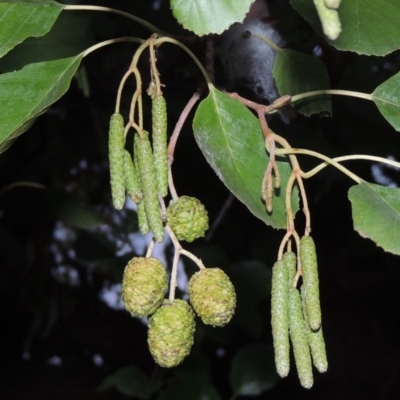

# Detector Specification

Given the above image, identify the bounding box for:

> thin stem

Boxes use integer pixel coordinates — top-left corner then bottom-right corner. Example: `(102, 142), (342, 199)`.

(285, 172), (297, 231)
(165, 224), (206, 301)
(149, 38), (162, 96)
(296, 175), (311, 235)
(167, 90), (202, 200)
(81, 37), (144, 58)
(205, 36), (215, 85)
(129, 68), (144, 132)
(146, 239), (156, 258)
(64, 5), (162, 33)
(291, 89), (373, 104)
(251, 32), (282, 53)
(0, 181), (46, 196)
(303, 154), (400, 178)
(180, 249), (206, 270)
(169, 248), (180, 301)
(116, 69), (132, 114)
(168, 167), (179, 202)
(276, 147), (363, 184)
(154, 37), (213, 88)
(166, 225), (206, 271)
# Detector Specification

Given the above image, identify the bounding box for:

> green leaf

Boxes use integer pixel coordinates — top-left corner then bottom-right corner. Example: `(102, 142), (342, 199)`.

(274, 49), (331, 116)
(372, 71), (400, 132)
(170, 0), (253, 36)
(290, 0), (400, 56)
(0, 0), (63, 58)
(0, 11), (91, 72)
(98, 365), (159, 398)
(348, 182), (400, 255)
(193, 87), (298, 229)
(47, 188), (105, 229)
(0, 55), (83, 148)
(229, 261), (270, 337)
(157, 355), (221, 400)
(230, 343), (278, 395)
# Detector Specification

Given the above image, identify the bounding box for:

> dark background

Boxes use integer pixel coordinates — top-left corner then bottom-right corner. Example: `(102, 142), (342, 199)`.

(1, 0), (400, 399)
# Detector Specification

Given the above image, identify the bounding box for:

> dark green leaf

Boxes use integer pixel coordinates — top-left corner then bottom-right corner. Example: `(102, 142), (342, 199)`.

(193, 87), (298, 229)
(290, 0), (400, 56)
(229, 261), (271, 303)
(47, 188), (104, 229)
(98, 365), (159, 398)
(274, 49), (331, 116)
(0, 12), (91, 72)
(230, 343), (278, 395)
(372, 71), (400, 132)
(0, 0), (63, 58)
(158, 354), (221, 400)
(75, 231), (116, 264)
(170, 0), (253, 36)
(0, 55), (83, 148)
(348, 182), (400, 255)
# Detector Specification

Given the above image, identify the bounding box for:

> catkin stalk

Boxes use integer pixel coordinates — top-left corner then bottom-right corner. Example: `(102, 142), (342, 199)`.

(108, 113), (126, 210)
(289, 287), (314, 389)
(271, 260), (290, 377)
(152, 95), (168, 197)
(135, 132), (164, 242)
(300, 236), (321, 330)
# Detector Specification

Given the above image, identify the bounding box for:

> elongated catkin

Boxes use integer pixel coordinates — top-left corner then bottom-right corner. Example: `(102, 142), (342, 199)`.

(301, 285), (328, 373)
(289, 286), (313, 389)
(300, 236), (321, 330)
(152, 95), (168, 197)
(135, 132), (164, 242)
(108, 113), (125, 210)
(283, 251), (297, 283)
(124, 150), (142, 204)
(271, 260), (290, 377)
(133, 142), (149, 235)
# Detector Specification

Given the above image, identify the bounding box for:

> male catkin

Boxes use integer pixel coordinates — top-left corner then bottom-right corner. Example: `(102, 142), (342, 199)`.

(289, 286), (314, 389)
(124, 150), (142, 204)
(301, 285), (328, 373)
(108, 113), (125, 210)
(135, 132), (164, 242)
(133, 140), (149, 234)
(283, 251), (297, 284)
(300, 235), (321, 330)
(152, 95), (168, 197)
(271, 259), (290, 378)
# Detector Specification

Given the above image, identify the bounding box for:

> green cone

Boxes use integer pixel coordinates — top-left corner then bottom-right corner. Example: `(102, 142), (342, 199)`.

(188, 268), (236, 327)
(122, 257), (167, 317)
(167, 196), (209, 242)
(148, 299), (195, 367)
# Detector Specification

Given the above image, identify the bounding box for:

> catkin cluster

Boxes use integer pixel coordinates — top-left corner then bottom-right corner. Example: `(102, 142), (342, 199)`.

(271, 236), (327, 388)
(122, 255), (236, 368)
(107, 94), (168, 243)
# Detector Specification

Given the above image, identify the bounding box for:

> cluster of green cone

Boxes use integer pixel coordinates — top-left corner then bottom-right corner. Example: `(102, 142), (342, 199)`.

(122, 257), (236, 368)
(271, 236), (327, 388)
(167, 196), (209, 242)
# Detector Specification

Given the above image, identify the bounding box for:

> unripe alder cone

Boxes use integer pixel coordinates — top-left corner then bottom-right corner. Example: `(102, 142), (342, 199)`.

(122, 257), (167, 317)
(189, 268), (236, 326)
(167, 196), (209, 242)
(148, 299), (195, 368)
